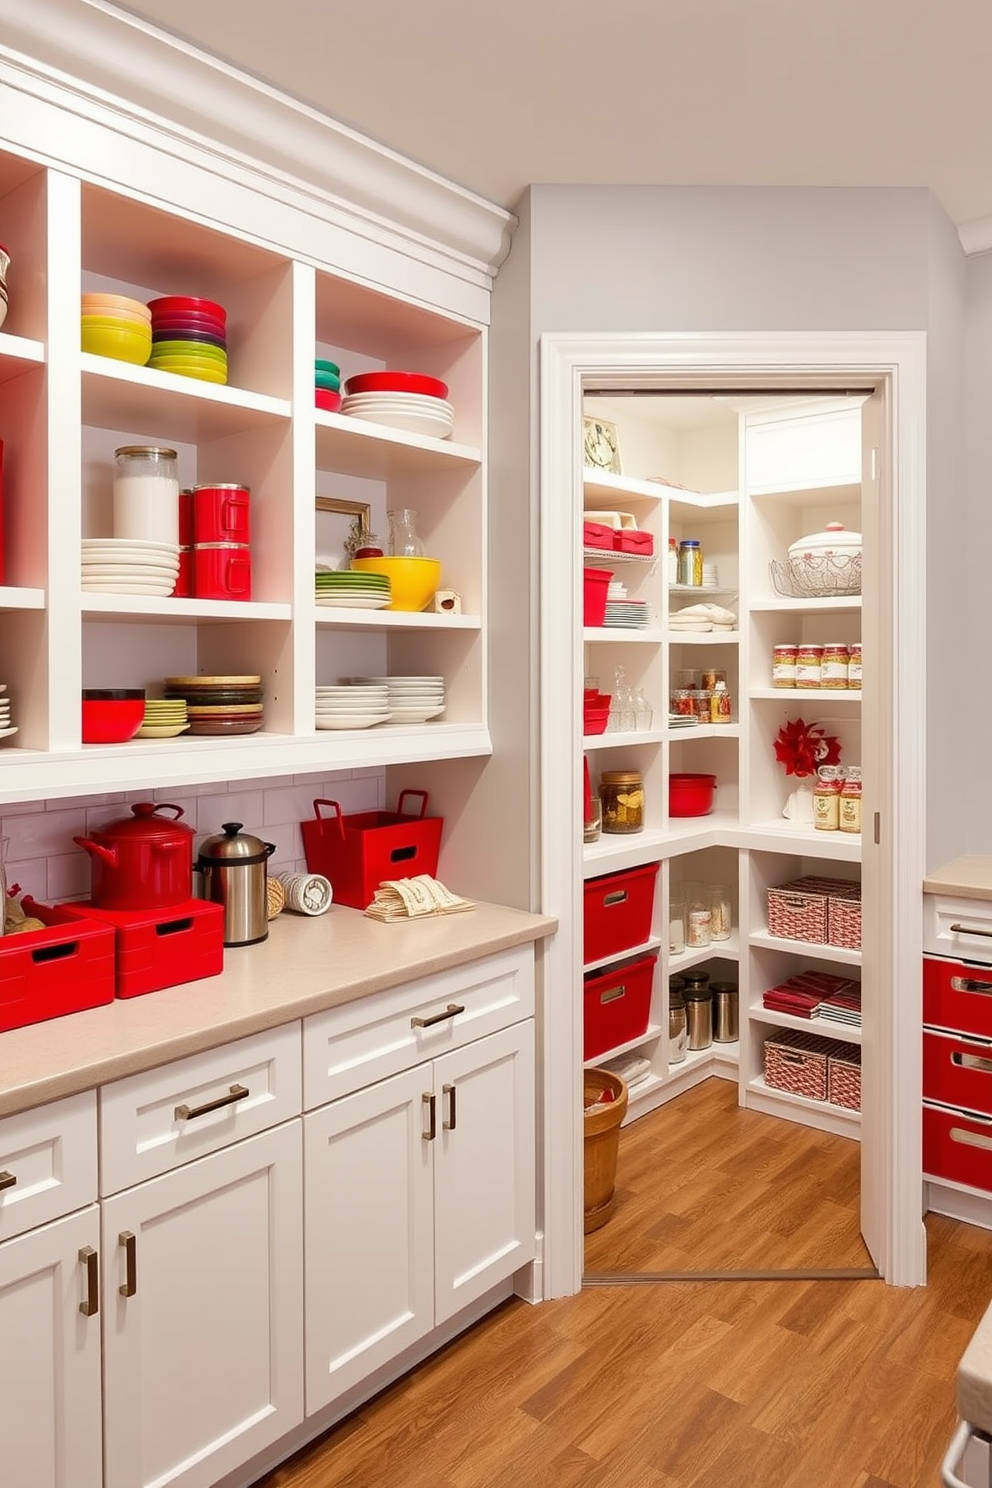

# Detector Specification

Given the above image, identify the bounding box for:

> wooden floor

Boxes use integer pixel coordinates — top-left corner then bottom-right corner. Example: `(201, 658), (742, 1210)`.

(253, 1078), (992, 1488)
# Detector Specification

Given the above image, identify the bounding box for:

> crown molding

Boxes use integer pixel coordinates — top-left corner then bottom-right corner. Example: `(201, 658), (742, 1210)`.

(0, 0), (515, 286)
(958, 215), (992, 258)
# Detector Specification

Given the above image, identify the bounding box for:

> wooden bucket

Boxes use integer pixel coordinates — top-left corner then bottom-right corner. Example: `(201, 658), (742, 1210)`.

(583, 1068), (628, 1232)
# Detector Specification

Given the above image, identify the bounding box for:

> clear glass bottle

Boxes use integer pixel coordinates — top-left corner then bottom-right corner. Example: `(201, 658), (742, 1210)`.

(633, 686), (653, 731)
(387, 508), (424, 557)
(609, 664), (635, 732)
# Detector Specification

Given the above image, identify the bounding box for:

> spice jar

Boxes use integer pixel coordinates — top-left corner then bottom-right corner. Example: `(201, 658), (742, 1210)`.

(848, 643), (862, 689)
(772, 644), (798, 688)
(796, 643), (823, 688)
(813, 766), (842, 831)
(709, 680), (732, 723)
(821, 644), (850, 689)
(840, 766), (862, 834)
(600, 770), (644, 833)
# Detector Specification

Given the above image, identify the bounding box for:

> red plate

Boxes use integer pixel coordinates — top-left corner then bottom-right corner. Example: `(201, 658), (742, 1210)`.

(315, 389), (342, 412)
(148, 296), (227, 322)
(343, 370), (449, 400)
(151, 313), (227, 334)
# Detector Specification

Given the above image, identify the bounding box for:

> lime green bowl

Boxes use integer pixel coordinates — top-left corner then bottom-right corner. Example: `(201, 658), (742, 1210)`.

(150, 339), (227, 361)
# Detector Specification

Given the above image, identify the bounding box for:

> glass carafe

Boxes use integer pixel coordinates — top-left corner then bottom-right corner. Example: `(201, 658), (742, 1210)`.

(387, 508), (424, 557)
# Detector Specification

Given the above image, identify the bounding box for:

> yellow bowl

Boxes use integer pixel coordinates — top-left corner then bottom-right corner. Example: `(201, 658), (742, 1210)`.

(81, 312), (153, 332)
(350, 555), (441, 611)
(81, 323), (152, 365)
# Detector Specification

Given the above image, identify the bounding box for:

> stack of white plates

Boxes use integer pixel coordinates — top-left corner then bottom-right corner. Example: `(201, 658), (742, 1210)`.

(0, 684), (17, 741)
(351, 675), (446, 724)
(315, 570), (391, 608)
(340, 392), (454, 441)
(82, 539), (180, 597)
(315, 684), (392, 731)
(603, 600), (651, 628)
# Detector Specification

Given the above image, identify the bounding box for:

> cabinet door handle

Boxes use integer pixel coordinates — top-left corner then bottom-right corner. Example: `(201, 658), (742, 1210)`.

(951, 1126), (992, 1153)
(950, 923), (992, 940)
(411, 1003), (465, 1030)
(422, 1092), (436, 1142)
(950, 977), (992, 995)
(78, 1245), (99, 1317)
(174, 1083), (249, 1122)
(443, 1082), (457, 1131)
(119, 1231), (137, 1297)
(0, 1170), (16, 1192)
(953, 1052), (992, 1075)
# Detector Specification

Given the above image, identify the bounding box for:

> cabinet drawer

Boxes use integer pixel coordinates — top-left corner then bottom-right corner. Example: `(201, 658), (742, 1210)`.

(923, 1101), (992, 1195)
(923, 895), (992, 961)
(923, 955), (992, 1039)
(924, 1028), (992, 1117)
(100, 1023), (302, 1194)
(0, 1091), (97, 1243)
(303, 946), (534, 1108)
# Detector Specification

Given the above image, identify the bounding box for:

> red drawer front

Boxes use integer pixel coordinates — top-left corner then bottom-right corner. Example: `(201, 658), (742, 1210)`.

(583, 952), (656, 1062)
(60, 898), (224, 998)
(0, 899), (115, 1032)
(923, 955), (992, 1039)
(583, 862), (659, 965)
(923, 1027), (992, 1117)
(923, 1101), (992, 1193)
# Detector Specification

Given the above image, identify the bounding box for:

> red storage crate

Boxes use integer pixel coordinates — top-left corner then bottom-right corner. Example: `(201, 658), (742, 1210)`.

(923, 1101), (992, 1193)
(924, 955), (992, 1039)
(59, 897), (224, 998)
(614, 529), (654, 556)
(583, 567), (612, 627)
(583, 862), (659, 965)
(583, 951), (656, 1061)
(301, 791), (443, 910)
(923, 1027), (992, 1116)
(0, 897), (115, 1032)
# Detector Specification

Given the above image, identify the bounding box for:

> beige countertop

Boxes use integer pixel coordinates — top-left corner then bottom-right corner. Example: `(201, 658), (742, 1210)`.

(924, 856), (992, 902)
(0, 900), (557, 1119)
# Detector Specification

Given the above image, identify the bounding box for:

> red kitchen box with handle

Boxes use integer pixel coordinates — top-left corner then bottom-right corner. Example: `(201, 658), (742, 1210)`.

(58, 896), (224, 998)
(301, 792), (443, 910)
(0, 897), (115, 1032)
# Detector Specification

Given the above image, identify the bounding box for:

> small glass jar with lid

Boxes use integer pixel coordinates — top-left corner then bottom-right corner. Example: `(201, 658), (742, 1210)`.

(813, 766), (842, 831)
(600, 770), (644, 833)
(839, 766), (862, 834)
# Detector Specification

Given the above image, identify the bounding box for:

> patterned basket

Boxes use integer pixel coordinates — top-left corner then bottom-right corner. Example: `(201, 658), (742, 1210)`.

(767, 880), (830, 944)
(828, 889), (862, 950)
(763, 1028), (834, 1101)
(827, 1047), (862, 1110)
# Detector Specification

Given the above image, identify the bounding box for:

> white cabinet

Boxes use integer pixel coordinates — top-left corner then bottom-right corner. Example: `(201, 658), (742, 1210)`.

(303, 954), (536, 1415)
(101, 1121), (303, 1488)
(0, 1207), (102, 1488)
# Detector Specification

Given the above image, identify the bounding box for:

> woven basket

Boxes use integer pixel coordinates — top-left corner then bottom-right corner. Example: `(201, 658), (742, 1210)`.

(583, 1069), (628, 1233)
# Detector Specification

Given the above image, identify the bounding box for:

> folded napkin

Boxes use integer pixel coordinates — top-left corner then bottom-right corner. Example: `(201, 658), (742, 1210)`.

(365, 874), (476, 922)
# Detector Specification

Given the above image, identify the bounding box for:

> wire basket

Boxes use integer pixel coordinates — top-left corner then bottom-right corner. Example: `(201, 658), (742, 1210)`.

(769, 554), (862, 598)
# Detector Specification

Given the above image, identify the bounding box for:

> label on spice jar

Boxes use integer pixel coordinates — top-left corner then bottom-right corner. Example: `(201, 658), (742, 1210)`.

(796, 644), (823, 688)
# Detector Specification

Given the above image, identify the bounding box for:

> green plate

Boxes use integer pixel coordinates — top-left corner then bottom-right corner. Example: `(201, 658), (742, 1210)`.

(315, 359), (340, 375)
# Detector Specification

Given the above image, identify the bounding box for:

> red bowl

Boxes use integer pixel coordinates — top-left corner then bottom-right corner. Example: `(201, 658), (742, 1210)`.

(81, 690), (146, 745)
(315, 388), (342, 413)
(343, 370), (449, 400)
(148, 296), (227, 322)
(669, 772), (717, 817)
(151, 319), (227, 339)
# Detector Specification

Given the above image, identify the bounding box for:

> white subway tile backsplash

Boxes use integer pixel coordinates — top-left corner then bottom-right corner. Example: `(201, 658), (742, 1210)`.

(51, 793), (128, 810)
(47, 851), (91, 902)
(5, 808), (88, 861)
(6, 857), (48, 902)
(263, 785), (321, 827)
(196, 792), (265, 834)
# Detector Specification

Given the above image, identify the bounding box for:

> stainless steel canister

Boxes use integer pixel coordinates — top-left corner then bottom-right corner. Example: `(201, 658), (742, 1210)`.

(711, 982), (740, 1043)
(683, 977), (712, 1050)
(196, 822), (276, 947)
(669, 979), (687, 1064)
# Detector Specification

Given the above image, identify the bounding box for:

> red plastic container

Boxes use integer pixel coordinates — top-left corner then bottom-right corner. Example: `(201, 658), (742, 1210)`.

(0, 897), (115, 1033)
(58, 897), (224, 999)
(583, 862), (659, 965)
(193, 483), (250, 544)
(81, 689), (145, 743)
(668, 772), (717, 817)
(301, 791), (443, 909)
(344, 370), (449, 400)
(583, 567), (613, 627)
(923, 1101), (992, 1192)
(583, 951), (656, 1061)
(194, 542), (252, 600)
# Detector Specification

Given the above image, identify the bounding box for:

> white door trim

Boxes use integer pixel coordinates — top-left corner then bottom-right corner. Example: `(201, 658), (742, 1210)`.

(538, 330), (927, 1297)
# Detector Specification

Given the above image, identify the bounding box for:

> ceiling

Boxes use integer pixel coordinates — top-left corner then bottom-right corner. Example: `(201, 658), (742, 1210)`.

(114, 0), (992, 235)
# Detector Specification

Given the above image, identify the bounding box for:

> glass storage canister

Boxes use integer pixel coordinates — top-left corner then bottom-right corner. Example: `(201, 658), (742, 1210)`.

(821, 644), (850, 689)
(600, 770), (644, 834)
(709, 884), (733, 941)
(796, 643), (823, 688)
(677, 539), (703, 586)
(113, 445), (179, 547)
(813, 766), (842, 831)
(848, 642), (863, 689)
(840, 766), (862, 834)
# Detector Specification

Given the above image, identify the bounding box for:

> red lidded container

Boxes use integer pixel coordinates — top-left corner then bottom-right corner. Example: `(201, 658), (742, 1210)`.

(73, 802), (195, 911)
(194, 542), (252, 600)
(192, 482), (251, 544)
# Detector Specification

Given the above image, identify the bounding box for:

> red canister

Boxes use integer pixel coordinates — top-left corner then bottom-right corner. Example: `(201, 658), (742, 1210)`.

(194, 542), (252, 600)
(193, 483), (251, 544)
(174, 547), (194, 597)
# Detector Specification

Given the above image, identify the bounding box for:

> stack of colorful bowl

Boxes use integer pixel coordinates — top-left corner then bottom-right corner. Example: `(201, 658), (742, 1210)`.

(80, 293), (152, 366)
(147, 297), (228, 384)
(340, 371), (453, 439)
(163, 674), (263, 735)
(136, 698), (190, 739)
(315, 359), (341, 412)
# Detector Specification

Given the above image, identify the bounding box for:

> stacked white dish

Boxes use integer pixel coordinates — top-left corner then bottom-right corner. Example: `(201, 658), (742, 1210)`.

(351, 675), (446, 724)
(340, 392), (454, 440)
(81, 538), (180, 596)
(603, 580), (650, 629)
(315, 683), (392, 730)
(0, 684), (17, 741)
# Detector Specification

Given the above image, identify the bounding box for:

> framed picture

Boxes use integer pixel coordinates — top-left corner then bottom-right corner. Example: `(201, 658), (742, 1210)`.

(583, 416), (623, 475)
(316, 496), (373, 567)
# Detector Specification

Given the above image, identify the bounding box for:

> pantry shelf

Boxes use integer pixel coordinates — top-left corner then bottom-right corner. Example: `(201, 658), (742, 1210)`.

(749, 1005), (863, 1045)
(748, 930), (862, 966)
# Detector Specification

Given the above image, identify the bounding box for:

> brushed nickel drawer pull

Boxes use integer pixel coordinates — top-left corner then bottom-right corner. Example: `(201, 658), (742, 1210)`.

(0, 1170), (16, 1192)
(443, 1082), (457, 1131)
(411, 1003), (465, 1029)
(174, 1083), (249, 1122)
(951, 1126), (992, 1152)
(953, 1052), (992, 1074)
(78, 1245), (99, 1317)
(950, 976), (992, 995)
(119, 1231), (137, 1297)
(422, 1092), (436, 1142)
(950, 923), (992, 939)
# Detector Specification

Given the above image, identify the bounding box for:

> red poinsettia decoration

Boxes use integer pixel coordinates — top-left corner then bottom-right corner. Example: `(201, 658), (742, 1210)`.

(774, 717), (842, 778)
